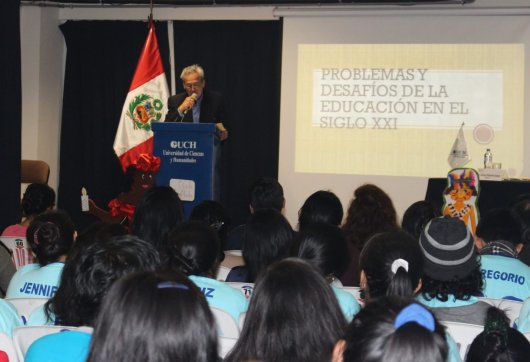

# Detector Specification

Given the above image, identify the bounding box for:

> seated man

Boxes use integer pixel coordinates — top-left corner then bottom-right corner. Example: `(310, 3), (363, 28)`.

(476, 208), (530, 301)
(417, 216), (490, 325)
(226, 177), (285, 250)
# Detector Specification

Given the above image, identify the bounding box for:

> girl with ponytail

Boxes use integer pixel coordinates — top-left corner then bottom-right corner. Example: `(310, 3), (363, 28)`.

(467, 307), (530, 362)
(6, 210), (75, 299)
(359, 230), (423, 300)
(165, 221), (248, 324)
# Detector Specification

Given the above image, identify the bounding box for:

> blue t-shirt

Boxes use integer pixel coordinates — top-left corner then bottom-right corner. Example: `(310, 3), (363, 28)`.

(189, 275), (249, 324)
(6, 262), (64, 298)
(331, 286), (361, 321)
(25, 330), (91, 362)
(480, 254), (530, 301)
(0, 299), (22, 336)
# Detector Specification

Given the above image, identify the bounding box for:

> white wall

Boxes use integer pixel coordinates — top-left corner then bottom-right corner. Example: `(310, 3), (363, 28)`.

(20, 6), (64, 191)
(20, 0), (530, 225)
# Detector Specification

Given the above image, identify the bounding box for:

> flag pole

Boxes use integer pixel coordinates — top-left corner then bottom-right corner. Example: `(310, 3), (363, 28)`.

(149, 0), (154, 24)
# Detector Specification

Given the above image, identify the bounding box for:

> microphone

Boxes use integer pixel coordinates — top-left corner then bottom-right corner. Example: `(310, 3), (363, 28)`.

(182, 93), (198, 117)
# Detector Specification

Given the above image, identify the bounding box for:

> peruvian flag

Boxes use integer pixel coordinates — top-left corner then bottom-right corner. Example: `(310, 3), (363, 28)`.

(113, 21), (169, 171)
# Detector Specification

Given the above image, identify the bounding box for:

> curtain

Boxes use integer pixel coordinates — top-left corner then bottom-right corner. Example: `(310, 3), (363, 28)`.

(0, 0), (22, 231)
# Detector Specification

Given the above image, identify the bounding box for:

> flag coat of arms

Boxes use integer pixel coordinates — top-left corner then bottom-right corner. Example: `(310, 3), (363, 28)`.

(113, 21), (169, 171)
(447, 123), (471, 168)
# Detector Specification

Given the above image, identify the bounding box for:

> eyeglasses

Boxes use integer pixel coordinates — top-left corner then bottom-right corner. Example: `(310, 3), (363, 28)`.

(183, 82), (203, 90)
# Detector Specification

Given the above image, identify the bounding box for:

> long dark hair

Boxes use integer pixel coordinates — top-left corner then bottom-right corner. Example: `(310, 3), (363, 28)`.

(26, 210), (75, 266)
(298, 190), (343, 230)
(45, 235), (160, 326)
(131, 186), (184, 253)
(225, 258), (346, 362)
(165, 221), (221, 277)
(342, 296), (448, 362)
(360, 231), (424, 300)
(401, 200), (441, 241)
(87, 271), (218, 362)
(293, 223), (349, 280)
(342, 184), (398, 251)
(242, 209), (293, 282)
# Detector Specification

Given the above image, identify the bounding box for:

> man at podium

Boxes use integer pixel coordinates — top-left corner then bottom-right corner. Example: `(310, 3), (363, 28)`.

(164, 64), (228, 141)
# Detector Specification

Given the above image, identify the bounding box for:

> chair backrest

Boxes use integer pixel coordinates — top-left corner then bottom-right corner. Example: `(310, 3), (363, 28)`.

(0, 332), (18, 362)
(21, 160), (50, 184)
(442, 321), (484, 360)
(218, 336), (238, 359)
(226, 282), (254, 299)
(239, 312), (246, 330)
(211, 307), (240, 339)
(6, 298), (49, 325)
(216, 265), (232, 282)
(12, 325), (72, 361)
(479, 297), (523, 325)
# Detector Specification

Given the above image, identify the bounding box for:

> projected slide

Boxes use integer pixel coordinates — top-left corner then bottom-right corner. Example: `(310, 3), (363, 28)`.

(295, 44), (523, 177)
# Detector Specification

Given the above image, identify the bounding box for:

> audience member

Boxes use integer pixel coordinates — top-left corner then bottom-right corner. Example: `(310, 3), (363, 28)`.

(6, 210), (75, 299)
(337, 296), (448, 362)
(225, 258), (346, 362)
(87, 271), (218, 362)
(293, 223), (360, 320)
(24, 235), (160, 362)
(165, 221), (248, 324)
(341, 184), (399, 286)
(467, 307), (530, 362)
(1, 183), (55, 270)
(359, 230), (424, 300)
(131, 185), (184, 256)
(418, 216), (490, 325)
(226, 177), (284, 250)
(226, 209), (293, 282)
(475, 208), (530, 301)
(511, 194), (530, 267)
(297, 190), (343, 231)
(401, 200), (441, 241)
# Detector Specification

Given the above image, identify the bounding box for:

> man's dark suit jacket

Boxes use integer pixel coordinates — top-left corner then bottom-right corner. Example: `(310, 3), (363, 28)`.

(164, 89), (226, 125)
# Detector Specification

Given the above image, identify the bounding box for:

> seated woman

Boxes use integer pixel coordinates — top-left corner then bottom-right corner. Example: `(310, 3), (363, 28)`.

(341, 184), (399, 286)
(297, 190), (343, 231)
(6, 210), (74, 299)
(225, 258), (346, 362)
(87, 271), (218, 362)
(131, 185), (184, 256)
(336, 296), (448, 362)
(165, 221), (248, 324)
(1, 183), (55, 272)
(24, 234), (160, 362)
(293, 223), (360, 320)
(359, 230), (424, 300)
(226, 208), (293, 283)
(467, 306), (530, 362)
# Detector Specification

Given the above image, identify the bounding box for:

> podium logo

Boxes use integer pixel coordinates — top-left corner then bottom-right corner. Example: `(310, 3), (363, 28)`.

(170, 140), (197, 149)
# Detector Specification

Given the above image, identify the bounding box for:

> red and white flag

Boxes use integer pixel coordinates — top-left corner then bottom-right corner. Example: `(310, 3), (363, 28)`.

(113, 21), (169, 171)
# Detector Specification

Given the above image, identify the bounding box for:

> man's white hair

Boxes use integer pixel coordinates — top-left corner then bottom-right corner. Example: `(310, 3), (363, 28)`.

(180, 64), (205, 80)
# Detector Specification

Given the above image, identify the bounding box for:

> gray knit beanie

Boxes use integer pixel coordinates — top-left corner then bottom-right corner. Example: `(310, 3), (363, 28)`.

(419, 216), (477, 281)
